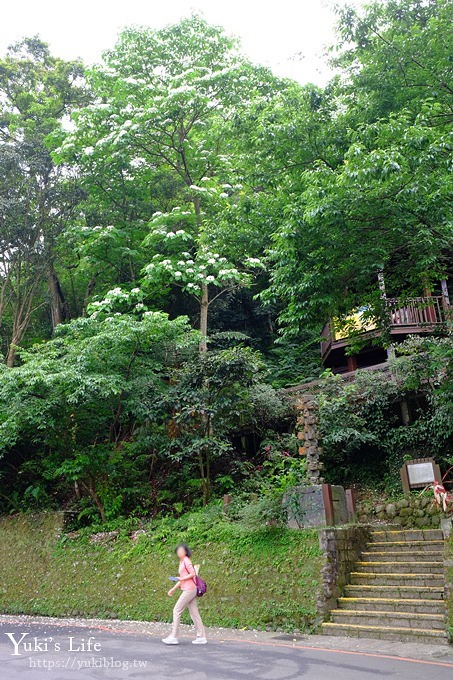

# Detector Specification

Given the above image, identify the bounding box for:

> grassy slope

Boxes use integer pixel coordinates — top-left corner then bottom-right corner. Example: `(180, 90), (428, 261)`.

(0, 512), (322, 632)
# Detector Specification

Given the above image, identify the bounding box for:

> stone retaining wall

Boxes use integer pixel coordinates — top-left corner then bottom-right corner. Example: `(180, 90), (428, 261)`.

(317, 526), (370, 617)
(442, 518), (453, 642)
(357, 494), (449, 528)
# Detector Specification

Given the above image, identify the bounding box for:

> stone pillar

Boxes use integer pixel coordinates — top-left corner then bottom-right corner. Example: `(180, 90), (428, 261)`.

(296, 395), (324, 484)
(400, 399), (410, 425)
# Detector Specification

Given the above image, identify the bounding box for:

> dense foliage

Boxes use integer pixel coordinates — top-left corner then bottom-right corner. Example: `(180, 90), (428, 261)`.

(318, 337), (453, 491)
(0, 1), (451, 521)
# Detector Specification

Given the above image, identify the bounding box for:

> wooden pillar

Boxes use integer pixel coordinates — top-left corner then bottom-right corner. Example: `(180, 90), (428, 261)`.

(346, 488), (356, 520)
(441, 279), (450, 308)
(322, 483), (334, 526)
(347, 355), (358, 372)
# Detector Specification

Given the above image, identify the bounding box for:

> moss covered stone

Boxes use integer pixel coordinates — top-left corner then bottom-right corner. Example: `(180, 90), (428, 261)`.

(414, 516), (431, 528)
(396, 499), (410, 509)
(385, 503), (397, 518)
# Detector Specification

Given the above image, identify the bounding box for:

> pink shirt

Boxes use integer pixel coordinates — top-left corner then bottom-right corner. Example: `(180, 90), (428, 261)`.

(179, 558), (196, 591)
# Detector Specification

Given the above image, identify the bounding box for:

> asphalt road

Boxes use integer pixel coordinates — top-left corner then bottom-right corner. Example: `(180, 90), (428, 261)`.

(0, 621), (452, 680)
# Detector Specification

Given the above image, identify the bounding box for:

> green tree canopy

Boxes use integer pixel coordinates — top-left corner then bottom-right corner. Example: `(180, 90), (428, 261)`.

(260, 0), (452, 337)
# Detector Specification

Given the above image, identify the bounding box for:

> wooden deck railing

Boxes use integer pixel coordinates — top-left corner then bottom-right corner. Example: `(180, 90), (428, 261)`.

(388, 296), (449, 327)
(321, 296), (450, 359)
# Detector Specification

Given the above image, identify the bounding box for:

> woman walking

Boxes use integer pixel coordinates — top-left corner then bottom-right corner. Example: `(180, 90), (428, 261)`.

(162, 544), (207, 645)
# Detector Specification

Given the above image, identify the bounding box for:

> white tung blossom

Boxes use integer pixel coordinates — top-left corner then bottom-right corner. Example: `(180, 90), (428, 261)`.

(130, 157), (147, 168)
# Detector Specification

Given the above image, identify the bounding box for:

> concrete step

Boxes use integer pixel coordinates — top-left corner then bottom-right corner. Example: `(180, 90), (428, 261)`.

(355, 560), (444, 574)
(370, 529), (444, 542)
(321, 622), (448, 644)
(337, 597), (446, 614)
(361, 550), (444, 562)
(366, 540), (445, 552)
(350, 572), (444, 587)
(344, 584), (444, 600)
(330, 609), (446, 630)
(326, 526), (447, 644)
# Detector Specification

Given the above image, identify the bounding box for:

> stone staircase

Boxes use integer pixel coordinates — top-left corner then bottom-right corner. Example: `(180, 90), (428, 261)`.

(322, 528), (448, 644)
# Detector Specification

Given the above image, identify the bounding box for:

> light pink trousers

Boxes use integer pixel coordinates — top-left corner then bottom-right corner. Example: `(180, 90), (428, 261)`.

(171, 589), (206, 638)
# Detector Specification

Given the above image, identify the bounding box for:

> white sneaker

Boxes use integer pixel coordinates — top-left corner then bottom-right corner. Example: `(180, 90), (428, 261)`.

(162, 636), (179, 645)
(192, 637), (207, 645)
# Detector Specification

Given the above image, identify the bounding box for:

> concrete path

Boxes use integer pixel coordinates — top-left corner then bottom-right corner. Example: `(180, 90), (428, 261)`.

(0, 615), (452, 679)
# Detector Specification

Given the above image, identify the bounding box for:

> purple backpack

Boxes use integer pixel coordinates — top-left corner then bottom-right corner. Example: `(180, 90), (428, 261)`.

(184, 560), (207, 597)
(194, 575), (207, 598)
(184, 562), (208, 597)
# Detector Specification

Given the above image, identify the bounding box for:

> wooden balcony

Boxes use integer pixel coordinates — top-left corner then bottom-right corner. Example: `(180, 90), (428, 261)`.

(321, 296), (451, 361)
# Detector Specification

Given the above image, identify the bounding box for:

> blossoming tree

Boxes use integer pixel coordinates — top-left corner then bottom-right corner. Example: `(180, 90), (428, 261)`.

(58, 16), (269, 352)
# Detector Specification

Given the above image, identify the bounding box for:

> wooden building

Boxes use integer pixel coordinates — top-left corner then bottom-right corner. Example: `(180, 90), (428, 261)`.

(321, 280), (451, 373)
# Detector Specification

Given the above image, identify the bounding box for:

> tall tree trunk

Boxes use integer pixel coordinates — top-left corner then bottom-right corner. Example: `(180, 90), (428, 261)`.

(200, 283), (209, 355)
(192, 186), (211, 501)
(7, 325), (27, 367)
(6, 276), (40, 367)
(82, 275), (96, 317)
(85, 477), (106, 523)
(6, 342), (17, 368)
(48, 266), (68, 329)
(192, 194), (209, 355)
